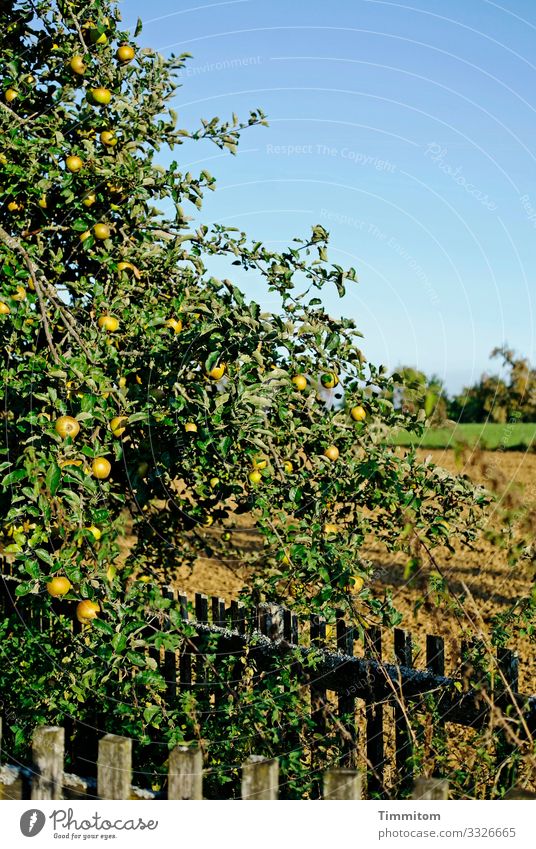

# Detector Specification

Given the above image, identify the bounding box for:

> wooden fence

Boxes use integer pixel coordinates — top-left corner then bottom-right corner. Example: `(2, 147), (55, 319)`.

(0, 721), (507, 800)
(1, 572), (536, 798)
(1, 723), (533, 800)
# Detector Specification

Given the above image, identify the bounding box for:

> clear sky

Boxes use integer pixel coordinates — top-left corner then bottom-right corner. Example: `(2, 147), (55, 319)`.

(121, 0), (536, 393)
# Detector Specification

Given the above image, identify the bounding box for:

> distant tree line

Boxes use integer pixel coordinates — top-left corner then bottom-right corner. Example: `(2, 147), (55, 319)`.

(389, 347), (536, 424)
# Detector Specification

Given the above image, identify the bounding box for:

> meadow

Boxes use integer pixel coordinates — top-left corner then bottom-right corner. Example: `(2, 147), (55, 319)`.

(390, 422), (536, 450)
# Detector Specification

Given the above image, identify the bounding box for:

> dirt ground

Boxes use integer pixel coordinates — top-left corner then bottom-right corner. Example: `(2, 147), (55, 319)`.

(170, 448), (536, 690)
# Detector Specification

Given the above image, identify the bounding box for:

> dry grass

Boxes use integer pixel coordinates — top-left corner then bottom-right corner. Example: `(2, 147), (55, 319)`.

(164, 448), (536, 690)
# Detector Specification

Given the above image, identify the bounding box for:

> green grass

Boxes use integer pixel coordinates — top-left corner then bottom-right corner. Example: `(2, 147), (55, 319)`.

(390, 422), (536, 450)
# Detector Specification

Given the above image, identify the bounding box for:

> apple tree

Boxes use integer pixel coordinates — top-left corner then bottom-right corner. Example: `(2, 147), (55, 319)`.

(0, 0), (490, 794)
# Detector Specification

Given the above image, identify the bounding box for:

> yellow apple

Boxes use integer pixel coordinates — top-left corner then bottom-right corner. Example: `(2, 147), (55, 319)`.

(93, 222), (110, 240)
(91, 457), (111, 479)
(292, 374), (307, 391)
(100, 130), (117, 147)
(76, 599), (99, 624)
(66, 155), (84, 172)
(47, 576), (72, 597)
(90, 87), (112, 105)
(55, 416), (80, 439)
(69, 55), (86, 74)
(97, 315), (119, 332)
(351, 405), (366, 422)
(116, 44), (135, 63)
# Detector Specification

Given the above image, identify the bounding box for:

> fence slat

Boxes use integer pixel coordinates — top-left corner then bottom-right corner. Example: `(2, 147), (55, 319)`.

(497, 648), (519, 691)
(426, 634), (447, 777)
(211, 596), (225, 628)
(163, 586), (177, 701)
(168, 745), (203, 799)
(336, 609), (357, 767)
(365, 627), (385, 797)
(178, 591), (192, 689)
(211, 597), (227, 709)
(195, 594), (209, 711)
(97, 735), (132, 799)
(412, 777), (449, 799)
(257, 604), (271, 636)
(195, 593), (209, 623)
(394, 629), (414, 795)
(323, 768), (362, 799)
(282, 607), (292, 641)
(310, 615), (327, 796)
(426, 635), (445, 676)
(291, 613), (299, 645)
(241, 756), (279, 800)
(229, 600), (245, 635)
(496, 648), (520, 793)
(31, 726), (64, 801)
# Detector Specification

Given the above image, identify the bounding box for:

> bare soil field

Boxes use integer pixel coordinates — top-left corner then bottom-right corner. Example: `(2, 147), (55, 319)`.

(170, 448), (536, 690)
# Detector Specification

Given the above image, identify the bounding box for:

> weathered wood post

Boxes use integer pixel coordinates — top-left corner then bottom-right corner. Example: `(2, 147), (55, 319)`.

(503, 787), (536, 799)
(97, 734), (132, 799)
(323, 768), (362, 799)
(0, 716), (23, 800)
(412, 777), (449, 799)
(168, 745), (203, 799)
(241, 755), (279, 800)
(31, 726), (64, 800)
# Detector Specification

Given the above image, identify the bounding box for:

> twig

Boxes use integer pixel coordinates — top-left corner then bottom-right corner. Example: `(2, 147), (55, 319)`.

(0, 101), (25, 125)
(0, 225), (60, 364)
(68, 10), (89, 53)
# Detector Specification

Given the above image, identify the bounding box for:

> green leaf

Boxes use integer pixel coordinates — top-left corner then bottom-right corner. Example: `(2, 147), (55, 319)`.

(64, 564), (81, 583)
(112, 633), (127, 653)
(15, 581), (34, 597)
(35, 548), (54, 566)
(205, 350), (220, 372)
(91, 619), (114, 636)
(219, 436), (232, 457)
(135, 670), (166, 690)
(143, 705), (160, 724)
(2, 469), (27, 487)
(127, 651), (147, 667)
(46, 463), (61, 496)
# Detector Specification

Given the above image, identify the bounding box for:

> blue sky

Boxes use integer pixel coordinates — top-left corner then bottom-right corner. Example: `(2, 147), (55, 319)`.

(122, 0), (536, 393)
